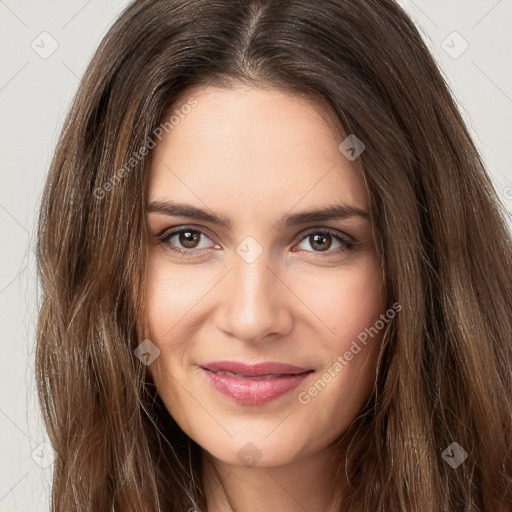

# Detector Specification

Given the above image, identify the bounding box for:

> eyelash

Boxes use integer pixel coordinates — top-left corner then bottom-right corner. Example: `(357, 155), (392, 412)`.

(156, 225), (356, 257)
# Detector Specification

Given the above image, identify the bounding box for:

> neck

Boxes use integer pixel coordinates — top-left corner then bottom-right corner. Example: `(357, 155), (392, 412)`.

(200, 443), (347, 512)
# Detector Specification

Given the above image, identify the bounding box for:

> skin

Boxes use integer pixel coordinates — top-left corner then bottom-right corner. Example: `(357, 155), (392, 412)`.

(143, 83), (386, 512)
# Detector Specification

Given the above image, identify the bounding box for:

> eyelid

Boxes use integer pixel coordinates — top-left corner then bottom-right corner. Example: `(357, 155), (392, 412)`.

(156, 224), (357, 255)
(156, 224), (221, 251)
(157, 224), (217, 242)
(296, 226), (356, 245)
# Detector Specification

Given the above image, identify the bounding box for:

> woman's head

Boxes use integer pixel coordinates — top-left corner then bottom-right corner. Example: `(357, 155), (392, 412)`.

(143, 82), (387, 469)
(35, 0), (512, 511)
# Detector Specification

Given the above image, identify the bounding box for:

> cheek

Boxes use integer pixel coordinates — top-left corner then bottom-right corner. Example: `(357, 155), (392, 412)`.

(293, 252), (385, 419)
(295, 251), (385, 342)
(144, 253), (217, 345)
(142, 258), (205, 433)
(142, 256), (206, 388)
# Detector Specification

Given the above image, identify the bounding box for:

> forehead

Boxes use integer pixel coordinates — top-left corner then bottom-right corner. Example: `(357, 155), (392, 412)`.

(147, 84), (368, 222)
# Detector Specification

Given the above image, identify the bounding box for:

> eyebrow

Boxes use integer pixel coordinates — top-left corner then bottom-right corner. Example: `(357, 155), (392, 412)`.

(146, 200), (370, 230)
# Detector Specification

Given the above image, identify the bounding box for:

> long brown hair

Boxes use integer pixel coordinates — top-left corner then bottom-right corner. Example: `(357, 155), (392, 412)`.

(35, 0), (512, 510)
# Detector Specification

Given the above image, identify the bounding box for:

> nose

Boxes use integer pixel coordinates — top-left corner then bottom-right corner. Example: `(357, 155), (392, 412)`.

(213, 248), (294, 344)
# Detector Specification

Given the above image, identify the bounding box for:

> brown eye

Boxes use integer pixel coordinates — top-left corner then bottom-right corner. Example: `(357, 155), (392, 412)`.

(158, 227), (218, 256)
(309, 233), (332, 252)
(295, 229), (354, 254)
(178, 230), (201, 249)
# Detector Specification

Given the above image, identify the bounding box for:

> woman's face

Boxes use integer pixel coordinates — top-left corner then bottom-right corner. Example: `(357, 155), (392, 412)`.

(143, 83), (386, 467)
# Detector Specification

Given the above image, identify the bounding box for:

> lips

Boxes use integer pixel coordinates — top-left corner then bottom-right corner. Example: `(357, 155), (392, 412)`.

(201, 360), (311, 377)
(200, 361), (314, 405)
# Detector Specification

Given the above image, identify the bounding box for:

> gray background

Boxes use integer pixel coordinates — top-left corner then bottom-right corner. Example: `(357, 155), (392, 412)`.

(1, 1), (511, 510)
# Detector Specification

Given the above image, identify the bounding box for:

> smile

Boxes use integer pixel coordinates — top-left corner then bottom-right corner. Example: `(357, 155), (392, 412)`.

(200, 361), (314, 405)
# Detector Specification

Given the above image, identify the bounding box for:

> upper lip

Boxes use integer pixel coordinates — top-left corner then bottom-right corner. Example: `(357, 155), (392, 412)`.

(201, 361), (312, 377)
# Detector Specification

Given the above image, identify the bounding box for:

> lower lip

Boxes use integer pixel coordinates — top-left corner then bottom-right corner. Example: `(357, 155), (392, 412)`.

(201, 368), (313, 405)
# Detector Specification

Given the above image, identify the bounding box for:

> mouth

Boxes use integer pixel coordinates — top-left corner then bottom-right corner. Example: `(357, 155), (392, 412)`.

(205, 370), (304, 380)
(200, 361), (314, 405)
(201, 360), (312, 377)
